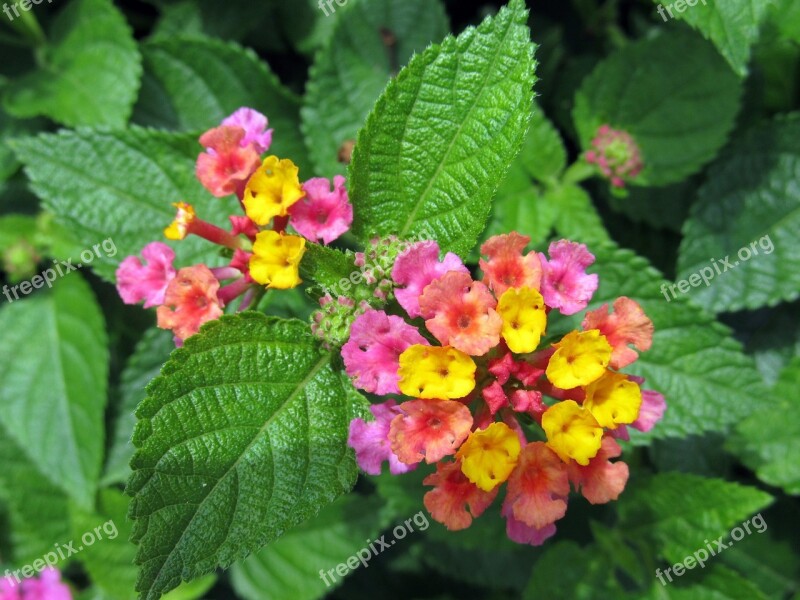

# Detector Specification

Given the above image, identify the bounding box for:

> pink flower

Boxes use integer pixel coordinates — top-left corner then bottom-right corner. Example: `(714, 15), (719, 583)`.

(156, 265), (224, 342)
(196, 125), (261, 198)
(503, 442), (570, 530)
(568, 436), (629, 504)
(539, 240), (599, 315)
(502, 502), (557, 546)
(391, 241), (468, 319)
(389, 399), (473, 464)
(1, 568), (72, 600)
(418, 271), (502, 356)
(116, 242), (176, 308)
(479, 232), (543, 297)
(583, 297), (654, 369)
(423, 460), (498, 530)
(288, 176), (353, 245)
(221, 107), (273, 154)
(632, 389), (666, 432)
(348, 400), (417, 476)
(342, 309), (428, 395)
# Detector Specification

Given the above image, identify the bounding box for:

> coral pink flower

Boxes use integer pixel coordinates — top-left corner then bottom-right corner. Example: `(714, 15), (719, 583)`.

(116, 242), (176, 308)
(221, 107), (273, 153)
(539, 240), (599, 315)
(342, 309), (428, 395)
(503, 442), (570, 530)
(583, 297), (654, 369)
(288, 175), (353, 245)
(479, 232), (543, 296)
(229, 215), (259, 240)
(568, 437), (629, 504)
(156, 265), (224, 342)
(389, 399), (473, 464)
(348, 400), (417, 476)
(196, 125), (261, 198)
(391, 241), (468, 318)
(418, 271), (502, 356)
(502, 502), (557, 546)
(632, 389), (666, 432)
(423, 460), (498, 530)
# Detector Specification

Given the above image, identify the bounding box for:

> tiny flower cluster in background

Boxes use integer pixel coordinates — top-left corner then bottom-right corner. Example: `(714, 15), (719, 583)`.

(343, 232), (665, 546)
(115, 107), (353, 344)
(585, 124), (644, 188)
(0, 568), (72, 600)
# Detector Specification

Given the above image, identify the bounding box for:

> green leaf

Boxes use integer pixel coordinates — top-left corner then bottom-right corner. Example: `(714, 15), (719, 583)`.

(301, 0), (449, 178)
(728, 357), (800, 494)
(517, 104), (567, 184)
(740, 301), (800, 386)
(0, 274), (107, 509)
(299, 242), (358, 297)
(551, 245), (768, 440)
(0, 434), (70, 565)
(651, 0), (775, 77)
(573, 28), (741, 186)
(133, 36), (309, 171)
(71, 489), (137, 600)
(643, 566), (770, 600)
(104, 327), (176, 486)
(230, 494), (387, 600)
(350, 0), (536, 256)
(548, 183), (611, 248)
(10, 127), (232, 283)
(2, 0), (141, 128)
(523, 542), (625, 599)
(677, 114), (800, 312)
(127, 314), (358, 600)
(618, 473), (773, 564)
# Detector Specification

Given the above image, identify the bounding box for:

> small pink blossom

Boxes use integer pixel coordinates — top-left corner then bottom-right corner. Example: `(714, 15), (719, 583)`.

(116, 242), (176, 308)
(288, 176), (353, 245)
(539, 240), (599, 315)
(391, 241), (468, 318)
(502, 502), (557, 546)
(1, 568), (72, 600)
(348, 400), (417, 476)
(568, 436), (629, 504)
(221, 107), (273, 154)
(195, 125), (261, 198)
(632, 389), (666, 432)
(341, 309), (428, 395)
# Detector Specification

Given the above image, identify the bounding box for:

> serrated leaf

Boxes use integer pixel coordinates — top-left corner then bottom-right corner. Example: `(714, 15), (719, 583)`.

(299, 242), (357, 296)
(643, 566), (769, 600)
(2, 0), (141, 128)
(548, 183), (611, 248)
(10, 128), (232, 283)
(728, 357), (800, 494)
(127, 314), (357, 600)
(551, 245), (768, 440)
(651, 0), (775, 77)
(133, 36), (309, 171)
(518, 104), (567, 184)
(573, 28), (740, 186)
(350, 0), (536, 257)
(0, 274), (107, 508)
(104, 327), (176, 486)
(0, 434), (70, 565)
(618, 473), (772, 564)
(301, 0), (449, 178)
(677, 115), (800, 312)
(230, 494), (386, 600)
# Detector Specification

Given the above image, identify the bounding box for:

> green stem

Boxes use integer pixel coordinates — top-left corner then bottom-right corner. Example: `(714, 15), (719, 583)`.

(562, 160), (597, 186)
(3, 8), (46, 48)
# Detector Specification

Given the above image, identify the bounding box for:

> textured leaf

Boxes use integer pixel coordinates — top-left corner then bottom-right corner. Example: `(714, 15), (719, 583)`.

(651, 0), (775, 76)
(548, 183), (611, 248)
(517, 104), (567, 184)
(134, 36), (308, 170)
(350, 0), (536, 256)
(0, 274), (107, 508)
(127, 314), (358, 600)
(10, 128), (232, 283)
(104, 327), (176, 486)
(618, 473), (773, 563)
(739, 301), (800, 386)
(301, 0), (449, 178)
(573, 28), (740, 186)
(230, 494), (387, 600)
(677, 115), (800, 312)
(299, 243), (358, 297)
(728, 357), (800, 494)
(2, 0), (141, 128)
(550, 245), (768, 440)
(643, 566), (769, 600)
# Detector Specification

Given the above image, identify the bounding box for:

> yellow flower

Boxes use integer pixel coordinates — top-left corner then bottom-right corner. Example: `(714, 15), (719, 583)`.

(497, 286), (547, 354)
(456, 422), (521, 491)
(398, 345), (476, 399)
(584, 370), (642, 429)
(243, 156), (305, 225)
(249, 230), (306, 289)
(164, 202), (196, 240)
(542, 400), (603, 465)
(546, 329), (612, 389)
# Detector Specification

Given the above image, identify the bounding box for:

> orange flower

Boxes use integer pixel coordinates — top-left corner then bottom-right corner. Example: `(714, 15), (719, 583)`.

(479, 232), (543, 296)
(156, 265), (223, 341)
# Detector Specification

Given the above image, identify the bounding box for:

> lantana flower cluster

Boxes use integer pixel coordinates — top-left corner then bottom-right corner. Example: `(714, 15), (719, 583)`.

(343, 232), (665, 545)
(114, 107), (353, 343)
(585, 124), (644, 188)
